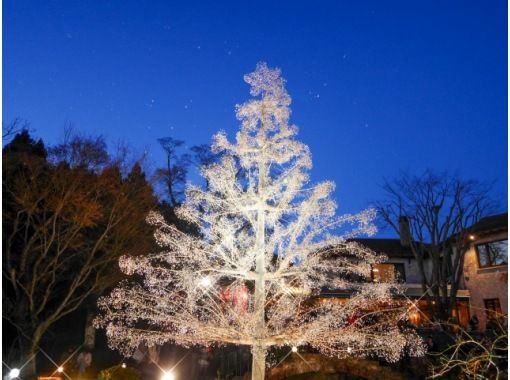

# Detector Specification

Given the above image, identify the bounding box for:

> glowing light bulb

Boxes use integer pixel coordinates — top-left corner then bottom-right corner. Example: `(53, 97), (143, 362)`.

(347, 346), (352, 353)
(469, 235), (475, 240)
(161, 371), (175, 380)
(9, 368), (20, 379)
(199, 276), (212, 287)
(57, 366), (64, 373)
(121, 363), (127, 369)
(291, 346), (298, 353)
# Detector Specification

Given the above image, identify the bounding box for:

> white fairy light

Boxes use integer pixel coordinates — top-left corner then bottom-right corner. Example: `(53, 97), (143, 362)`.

(199, 276), (213, 288)
(121, 363), (127, 369)
(96, 62), (425, 380)
(291, 346), (298, 353)
(57, 366), (64, 373)
(9, 368), (20, 379)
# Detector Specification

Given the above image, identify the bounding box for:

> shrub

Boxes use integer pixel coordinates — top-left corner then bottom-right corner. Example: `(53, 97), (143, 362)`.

(98, 365), (140, 380)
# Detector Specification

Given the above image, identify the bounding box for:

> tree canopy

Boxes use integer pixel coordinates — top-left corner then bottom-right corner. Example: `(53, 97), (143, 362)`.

(2, 130), (157, 375)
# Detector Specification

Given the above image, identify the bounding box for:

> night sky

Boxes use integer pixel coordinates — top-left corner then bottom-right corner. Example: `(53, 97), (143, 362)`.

(4, 1), (508, 232)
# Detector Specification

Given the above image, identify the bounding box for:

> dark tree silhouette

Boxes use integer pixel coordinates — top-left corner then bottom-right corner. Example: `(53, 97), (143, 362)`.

(2, 130), (157, 377)
(376, 170), (495, 320)
(156, 137), (190, 207)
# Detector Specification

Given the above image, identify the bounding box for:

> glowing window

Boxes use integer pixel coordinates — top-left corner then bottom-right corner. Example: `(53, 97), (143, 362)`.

(372, 263), (406, 283)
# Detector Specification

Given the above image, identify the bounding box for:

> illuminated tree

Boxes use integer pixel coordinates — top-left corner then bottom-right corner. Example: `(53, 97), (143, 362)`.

(96, 63), (424, 380)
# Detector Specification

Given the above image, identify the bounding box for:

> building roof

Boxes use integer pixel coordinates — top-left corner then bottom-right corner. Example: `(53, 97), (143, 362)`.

(469, 213), (507, 234)
(331, 215), (507, 301)
(348, 213), (507, 259)
(351, 238), (415, 258)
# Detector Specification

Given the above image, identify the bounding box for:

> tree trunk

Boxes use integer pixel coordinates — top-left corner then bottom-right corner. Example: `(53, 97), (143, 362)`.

(252, 144), (267, 380)
(431, 251), (443, 319)
(252, 264), (266, 380)
(416, 250), (434, 318)
(84, 309), (96, 349)
(17, 331), (41, 380)
(448, 245), (467, 321)
(251, 343), (266, 380)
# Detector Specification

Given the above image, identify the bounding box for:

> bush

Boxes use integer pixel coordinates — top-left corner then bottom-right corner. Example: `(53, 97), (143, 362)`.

(98, 365), (140, 380)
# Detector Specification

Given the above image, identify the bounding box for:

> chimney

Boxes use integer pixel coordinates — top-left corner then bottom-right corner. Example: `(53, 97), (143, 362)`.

(399, 216), (412, 247)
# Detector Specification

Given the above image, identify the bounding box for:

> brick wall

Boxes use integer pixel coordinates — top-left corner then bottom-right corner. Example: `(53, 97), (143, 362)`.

(462, 231), (508, 330)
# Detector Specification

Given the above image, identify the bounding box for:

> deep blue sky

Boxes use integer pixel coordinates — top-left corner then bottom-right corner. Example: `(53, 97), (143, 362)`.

(4, 1), (508, 232)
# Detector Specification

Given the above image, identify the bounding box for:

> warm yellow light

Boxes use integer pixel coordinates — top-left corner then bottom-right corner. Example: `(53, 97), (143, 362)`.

(281, 283), (311, 295)
(409, 310), (421, 325)
(121, 363), (127, 369)
(161, 371), (175, 380)
(469, 235), (475, 240)
(291, 346), (298, 353)
(57, 366), (64, 373)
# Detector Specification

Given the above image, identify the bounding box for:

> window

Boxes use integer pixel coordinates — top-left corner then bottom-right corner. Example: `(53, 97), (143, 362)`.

(484, 298), (502, 320)
(394, 263), (406, 282)
(372, 263), (406, 283)
(476, 240), (508, 268)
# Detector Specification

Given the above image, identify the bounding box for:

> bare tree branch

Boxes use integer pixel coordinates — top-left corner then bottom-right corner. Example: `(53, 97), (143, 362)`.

(375, 170), (496, 320)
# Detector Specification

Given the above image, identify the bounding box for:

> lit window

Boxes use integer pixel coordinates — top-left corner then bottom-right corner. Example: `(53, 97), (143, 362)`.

(372, 263), (406, 283)
(476, 240), (508, 268)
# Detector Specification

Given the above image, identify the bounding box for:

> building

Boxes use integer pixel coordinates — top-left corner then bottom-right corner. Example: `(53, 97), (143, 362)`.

(352, 238), (471, 328)
(462, 213), (508, 330)
(326, 213), (508, 330)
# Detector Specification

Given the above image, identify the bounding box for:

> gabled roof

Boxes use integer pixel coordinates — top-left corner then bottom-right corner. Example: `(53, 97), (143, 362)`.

(349, 213), (507, 259)
(469, 213), (507, 234)
(351, 238), (414, 258)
